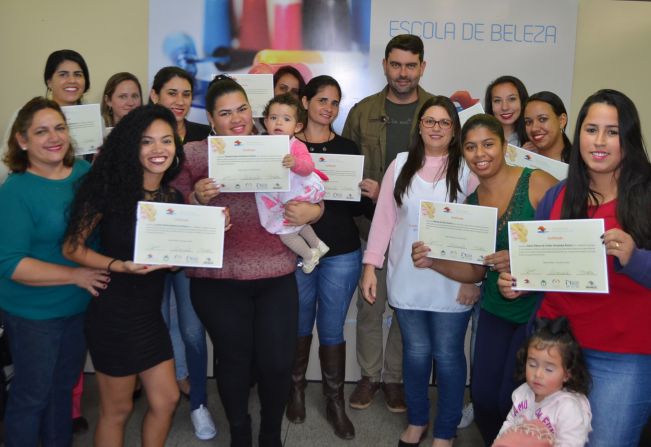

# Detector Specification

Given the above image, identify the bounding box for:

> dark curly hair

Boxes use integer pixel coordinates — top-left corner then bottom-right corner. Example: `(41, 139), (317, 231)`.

(65, 104), (184, 247)
(516, 316), (591, 396)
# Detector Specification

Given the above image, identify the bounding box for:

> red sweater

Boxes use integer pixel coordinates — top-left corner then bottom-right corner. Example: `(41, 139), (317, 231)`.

(171, 140), (296, 280)
(538, 188), (651, 354)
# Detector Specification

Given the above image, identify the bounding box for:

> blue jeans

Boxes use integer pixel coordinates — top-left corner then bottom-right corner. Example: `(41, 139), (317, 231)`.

(584, 349), (651, 447)
(4, 312), (86, 447)
(162, 270), (208, 410)
(395, 308), (471, 439)
(295, 249), (361, 345)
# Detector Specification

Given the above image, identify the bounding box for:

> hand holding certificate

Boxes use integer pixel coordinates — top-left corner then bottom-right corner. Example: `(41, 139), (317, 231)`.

(310, 153), (364, 201)
(508, 219), (609, 293)
(208, 135), (290, 192)
(134, 202), (225, 268)
(417, 201), (497, 265)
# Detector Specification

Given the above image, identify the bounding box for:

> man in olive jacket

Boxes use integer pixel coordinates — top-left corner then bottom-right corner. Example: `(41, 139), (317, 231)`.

(342, 34), (433, 413)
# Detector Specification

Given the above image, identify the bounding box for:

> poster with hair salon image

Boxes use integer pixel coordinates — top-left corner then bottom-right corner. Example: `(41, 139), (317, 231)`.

(149, 0), (578, 133)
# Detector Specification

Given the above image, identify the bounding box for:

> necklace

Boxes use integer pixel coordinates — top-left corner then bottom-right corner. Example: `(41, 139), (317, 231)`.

(300, 130), (334, 153)
(143, 187), (162, 201)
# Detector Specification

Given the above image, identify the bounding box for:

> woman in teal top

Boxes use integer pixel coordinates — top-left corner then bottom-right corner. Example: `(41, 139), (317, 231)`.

(0, 97), (109, 446)
(412, 114), (557, 445)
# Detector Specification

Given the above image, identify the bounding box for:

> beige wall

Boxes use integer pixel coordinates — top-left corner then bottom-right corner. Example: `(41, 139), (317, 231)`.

(571, 0), (651, 143)
(0, 0), (148, 133)
(1, 0), (650, 145)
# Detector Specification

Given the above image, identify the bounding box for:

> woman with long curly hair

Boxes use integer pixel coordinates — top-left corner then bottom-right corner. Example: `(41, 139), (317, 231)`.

(63, 104), (185, 447)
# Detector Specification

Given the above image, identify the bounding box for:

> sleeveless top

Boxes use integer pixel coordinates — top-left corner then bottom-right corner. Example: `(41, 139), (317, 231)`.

(467, 168), (540, 324)
(386, 152), (473, 312)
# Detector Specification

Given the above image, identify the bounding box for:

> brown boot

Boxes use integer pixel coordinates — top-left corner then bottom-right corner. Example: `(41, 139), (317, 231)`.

(286, 335), (312, 423)
(319, 343), (355, 440)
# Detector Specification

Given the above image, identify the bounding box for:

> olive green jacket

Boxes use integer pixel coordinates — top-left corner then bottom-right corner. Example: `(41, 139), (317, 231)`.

(342, 85), (434, 182)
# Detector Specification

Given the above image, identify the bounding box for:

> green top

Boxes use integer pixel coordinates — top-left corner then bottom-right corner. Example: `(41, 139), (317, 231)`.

(467, 168), (540, 324)
(0, 160), (91, 319)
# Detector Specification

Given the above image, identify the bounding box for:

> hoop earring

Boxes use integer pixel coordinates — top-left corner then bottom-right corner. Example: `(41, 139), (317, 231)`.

(171, 155), (180, 170)
(210, 125), (217, 136)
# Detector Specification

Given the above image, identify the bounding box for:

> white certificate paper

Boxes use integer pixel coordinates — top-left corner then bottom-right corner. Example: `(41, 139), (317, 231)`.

(417, 201), (498, 265)
(227, 73), (274, 118)
(506, 144), (569, 180)
(61, 104), (104, 155)
(208, 135), (290, 192)
(508, 219), (608, 293)
(134, 201), (225, 268)
(311, 153), (364, 201)
(458, 102), (485, 127)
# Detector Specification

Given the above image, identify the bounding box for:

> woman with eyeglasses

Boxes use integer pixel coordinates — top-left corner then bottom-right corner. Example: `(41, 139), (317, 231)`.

(360, 96), (479, 447)
(412, 113), (557, 445)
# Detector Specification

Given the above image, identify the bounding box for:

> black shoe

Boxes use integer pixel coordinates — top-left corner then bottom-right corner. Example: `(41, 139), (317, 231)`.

(72, 416), (89, 435)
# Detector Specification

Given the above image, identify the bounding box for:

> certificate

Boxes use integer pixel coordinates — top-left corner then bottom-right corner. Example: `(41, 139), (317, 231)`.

(61, 104), (104, 156)
(208, 135), (290, 192)
(311, 153), (364, 201)
(134, 201), (225, 268)
(417, 201), (497, 265)
(508, 219), (608, 293)
(506, 144), (568, 180)
(227, 73), (274, 118)
(458, 102), (484, 127)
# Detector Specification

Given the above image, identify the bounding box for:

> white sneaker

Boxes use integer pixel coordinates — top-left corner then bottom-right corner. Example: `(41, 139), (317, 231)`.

(191, 404), (217, 440)
(457, 402), (474, 429)
(301, 248), (320, 274)
(316, 241), (330, 257)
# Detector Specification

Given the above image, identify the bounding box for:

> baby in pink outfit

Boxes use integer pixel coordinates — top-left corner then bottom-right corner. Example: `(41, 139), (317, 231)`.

(255, 94), (329, 273)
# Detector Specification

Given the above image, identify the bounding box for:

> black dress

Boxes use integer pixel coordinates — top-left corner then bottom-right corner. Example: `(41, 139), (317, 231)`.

(85, 188), (181, 376)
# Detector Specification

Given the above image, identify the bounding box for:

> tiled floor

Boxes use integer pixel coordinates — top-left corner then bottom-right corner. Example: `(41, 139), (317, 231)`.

(73, 374), (484, 446)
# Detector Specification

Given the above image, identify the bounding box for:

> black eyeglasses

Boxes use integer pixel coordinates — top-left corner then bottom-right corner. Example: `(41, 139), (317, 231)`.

(420, 117), (452, 129)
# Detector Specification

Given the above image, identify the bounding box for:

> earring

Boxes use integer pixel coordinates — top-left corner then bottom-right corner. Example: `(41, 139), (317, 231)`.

(108, 107), (113, 116)
(21, 146), (27, 151)
(171, 155), (180, 170)
(210, 125), (217, 136)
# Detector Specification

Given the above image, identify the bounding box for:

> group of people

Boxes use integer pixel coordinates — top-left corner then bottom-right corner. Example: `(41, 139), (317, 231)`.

(0, 32), (649, 447)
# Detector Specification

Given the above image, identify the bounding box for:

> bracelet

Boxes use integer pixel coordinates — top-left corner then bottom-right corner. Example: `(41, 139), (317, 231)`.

(107, 258), (119, 272)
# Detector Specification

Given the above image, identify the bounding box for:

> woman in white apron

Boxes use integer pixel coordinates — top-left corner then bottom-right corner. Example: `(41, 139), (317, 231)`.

(360, 96), (479, 447)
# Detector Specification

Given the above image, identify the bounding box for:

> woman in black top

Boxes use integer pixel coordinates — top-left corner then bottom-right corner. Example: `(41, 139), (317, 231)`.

(286, 75), (373, 440)
(64, 105), (185, 446)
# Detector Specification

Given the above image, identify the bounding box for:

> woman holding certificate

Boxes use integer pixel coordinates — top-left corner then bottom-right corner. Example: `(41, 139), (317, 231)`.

(0, 97), (109, 446)
(63, 105), (185, 446)
(173, 75), (322, 447)
(360, 96), (479, 447)
(499, 89), (651, 447)
(149, 65), (216, 439)
(414, 113), (557, 445)
(285, 75), (373, 439)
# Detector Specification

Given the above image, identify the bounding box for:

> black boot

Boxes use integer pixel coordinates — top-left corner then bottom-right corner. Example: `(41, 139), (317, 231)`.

(286, 335), (312, 423)
(319, 343), (355, 440)
(230, 414), (253, 447)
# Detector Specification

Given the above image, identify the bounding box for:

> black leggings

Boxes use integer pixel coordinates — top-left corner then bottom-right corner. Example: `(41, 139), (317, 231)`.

(191, 274), (298, 447)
